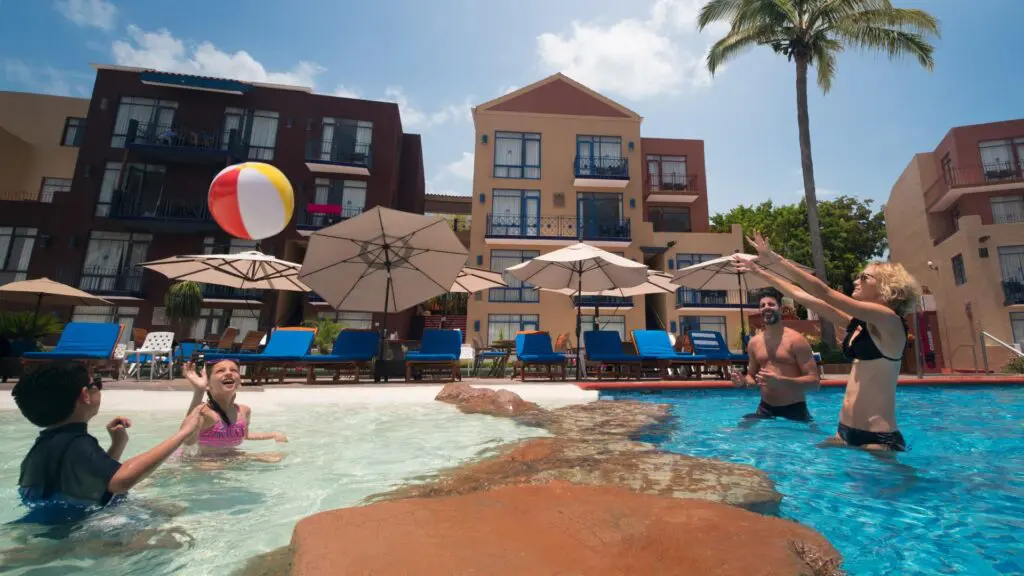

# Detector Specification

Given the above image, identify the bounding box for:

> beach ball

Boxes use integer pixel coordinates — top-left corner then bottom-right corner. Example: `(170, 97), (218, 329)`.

(208, 162), (294, 240)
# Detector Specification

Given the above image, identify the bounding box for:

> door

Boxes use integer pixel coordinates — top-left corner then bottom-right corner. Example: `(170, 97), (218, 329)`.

(522, 195), (540, 236)
(577, 193), (621, 239)
(576, 140), (594, 176)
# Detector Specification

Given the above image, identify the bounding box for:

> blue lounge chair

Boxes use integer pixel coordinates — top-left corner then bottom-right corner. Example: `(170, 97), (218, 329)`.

(513, 332), (567, 381)
(583, 331), (645, 380)
(22, 322), (124, 380)
(632, 330), (707, 380)
(300, 329), (379, 383)
(689, 330), (748, 378)
(405, 328), (462, 382)
(205, 328), (315, 384)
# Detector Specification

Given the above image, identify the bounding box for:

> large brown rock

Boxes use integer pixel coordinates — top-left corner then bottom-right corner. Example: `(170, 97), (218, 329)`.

(291, 483), (843, 576)
(435, 382), (541, 417)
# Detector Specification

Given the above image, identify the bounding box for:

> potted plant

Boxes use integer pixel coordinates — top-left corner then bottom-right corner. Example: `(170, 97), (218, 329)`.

(0, 311), (63, 356)
(165, 281), (203, 340)
(304, 318), (343, 354)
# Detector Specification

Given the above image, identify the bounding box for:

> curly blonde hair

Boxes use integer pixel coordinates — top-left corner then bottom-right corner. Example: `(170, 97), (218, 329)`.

(864, 262), (922, 315)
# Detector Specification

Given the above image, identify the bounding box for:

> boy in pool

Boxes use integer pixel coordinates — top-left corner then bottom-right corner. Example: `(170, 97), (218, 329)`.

(12, 362), (204, 524)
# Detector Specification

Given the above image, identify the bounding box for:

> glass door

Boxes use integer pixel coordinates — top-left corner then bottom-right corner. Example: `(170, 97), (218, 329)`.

(576, 140), (594, 176)
(577, 193), (622, 239)
(522, 194), (540, 236)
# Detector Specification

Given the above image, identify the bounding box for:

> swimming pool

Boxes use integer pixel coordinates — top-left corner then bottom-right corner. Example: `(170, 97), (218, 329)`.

(0, 390), (573, 576)
(605, 386), (1024, 576)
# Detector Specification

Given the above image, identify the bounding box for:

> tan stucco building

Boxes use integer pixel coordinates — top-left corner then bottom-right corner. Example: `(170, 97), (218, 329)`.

(466, 74), (747, 350)
(886, 119), (1024, 371)
(0, 90), (89, 284)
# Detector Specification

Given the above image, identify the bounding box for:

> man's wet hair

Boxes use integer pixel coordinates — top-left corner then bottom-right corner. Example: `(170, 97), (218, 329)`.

(757, 288), (783, 307)
(12, 362), (90, 427)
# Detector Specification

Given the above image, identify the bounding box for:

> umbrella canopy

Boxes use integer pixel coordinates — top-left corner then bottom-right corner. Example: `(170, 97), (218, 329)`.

(449, 267), (507, 294)
(542, 270), (676, 298)
(298, 207), (468, 313)
(671, 253), (811, 291)
(0, 277), (113, 307)
(140, 251), (311, 291)
(505, 243), (647, 292)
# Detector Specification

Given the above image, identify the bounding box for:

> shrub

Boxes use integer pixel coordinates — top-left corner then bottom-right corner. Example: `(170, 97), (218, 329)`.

(0, 311), (63, 342)
(304, 319), (343, 354)
(1004, 356), (1024, 374)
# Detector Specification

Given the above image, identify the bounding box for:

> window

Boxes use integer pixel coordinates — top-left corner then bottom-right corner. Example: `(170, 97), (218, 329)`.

(647, 155), (688, 190)
(940, 153), (954, 184)
(223, 108), (280, 160)
(190, 308), (227, 341)
(95, 162), (166, 217)
(998, 246), (1024, 305)
(202, 236), (258, 255)
(489, 250), (539, 303)
(493, 132), (540, 179)
(80, 231), (152, 293)
(0, 227), (37, 285)
(951, 254), (967, 285)
(649, 206), (691, 233)
(978, 139), (1019, 180)
(39, 178), (71, 203)
(679, 315), (727, 340)
(72, 305), (139, 344)
(111, 97), (178, 148)
(675, 253), (724, 306)
(315, 311), (374, 330)
(490, 190), (540, 236)
(488, 314), (539, 344)
(576, 135), (623, 176)
(61, 117), (85, 146)
(315, 117), (372, 164)
(581, 315), (626, 339)
(188, 308), (260, 341)
(1011, 312), (1024, 346)
(313, 178), (367, 217)
(991, 196), (1024, 225)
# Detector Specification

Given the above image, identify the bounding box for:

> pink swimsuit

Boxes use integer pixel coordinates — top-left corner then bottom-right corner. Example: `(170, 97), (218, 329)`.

(198, 416), (248, 448)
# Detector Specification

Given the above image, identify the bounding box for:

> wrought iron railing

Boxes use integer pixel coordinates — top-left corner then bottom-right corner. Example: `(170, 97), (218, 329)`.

(485, 214), (631, 241)
(1003, 280), (1024, 305)
(125, 120), (240, 154)
(924, 161), (1024, 209)
(648, 173), (699, 192)
(676, 288), (758, 308)
(296, 205), (365, 229)
(573, 295), (634, 307)
(305, 140), (373, 168)
(201, 284), (263, 300)
(574, 155), (629, 179)
(69, 266), (145, 296)
(108, 189), (213, 222)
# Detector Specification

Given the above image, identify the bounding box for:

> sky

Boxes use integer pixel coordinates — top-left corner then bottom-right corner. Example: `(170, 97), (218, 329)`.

(2, 0), (1023, 216)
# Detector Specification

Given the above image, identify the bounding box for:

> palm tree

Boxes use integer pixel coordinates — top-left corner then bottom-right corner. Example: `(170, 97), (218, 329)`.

(698, 0), (939, 344)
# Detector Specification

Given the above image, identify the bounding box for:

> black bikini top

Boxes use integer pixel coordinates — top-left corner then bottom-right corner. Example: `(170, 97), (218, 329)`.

(842, 317), (907, 362)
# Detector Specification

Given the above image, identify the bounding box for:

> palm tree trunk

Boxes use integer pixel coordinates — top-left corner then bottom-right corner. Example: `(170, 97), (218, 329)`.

(795, 54), (836, 348)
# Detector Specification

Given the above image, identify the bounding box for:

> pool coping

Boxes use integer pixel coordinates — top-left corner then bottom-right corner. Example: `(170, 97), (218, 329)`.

(577, 376), (1024, 391)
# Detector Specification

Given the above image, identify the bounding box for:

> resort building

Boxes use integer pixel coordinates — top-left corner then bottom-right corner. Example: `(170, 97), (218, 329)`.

(0, 65), (425, 342)
(465, 74), (747, 349)
(425, 192), (472, 248)
(886, 119), (1024, 371)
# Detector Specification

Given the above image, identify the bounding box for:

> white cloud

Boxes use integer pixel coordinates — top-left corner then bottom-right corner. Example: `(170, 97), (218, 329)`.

(536, 0), (724, 100)
(499, 85), (519, 95)
(794, 187), (840, 199)
(4, 58), (91, 97)
(111, 26), (325, 88)
(332, 85), (360, 98)
(444, 152), (475, 181)
(55, 0), (117, 31)
(383, 86), (472, 130)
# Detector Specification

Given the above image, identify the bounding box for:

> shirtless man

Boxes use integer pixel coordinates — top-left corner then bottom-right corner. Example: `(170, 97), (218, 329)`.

(732, 291), (820, 422)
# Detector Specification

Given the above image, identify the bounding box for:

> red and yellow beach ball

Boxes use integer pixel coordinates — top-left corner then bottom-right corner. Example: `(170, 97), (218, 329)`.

(208, 162), (294, 240)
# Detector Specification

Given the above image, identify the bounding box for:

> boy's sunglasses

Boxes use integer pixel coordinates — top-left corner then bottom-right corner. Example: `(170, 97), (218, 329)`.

(86, 377), (103, 391)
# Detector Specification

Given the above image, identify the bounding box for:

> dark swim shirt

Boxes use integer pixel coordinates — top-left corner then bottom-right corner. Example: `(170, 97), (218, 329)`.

(17, 423), (122, 523)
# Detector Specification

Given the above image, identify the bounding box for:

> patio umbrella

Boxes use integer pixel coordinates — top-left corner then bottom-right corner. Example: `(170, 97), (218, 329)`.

(542, 270), (676, 332)
(448, 267), (507, 293)
(140, 251), (311, 329)
(298, 206), (467, 381)
(507, 243), (648, 379)
(671, 253), (813, 342)
(0, 277), (113, 326)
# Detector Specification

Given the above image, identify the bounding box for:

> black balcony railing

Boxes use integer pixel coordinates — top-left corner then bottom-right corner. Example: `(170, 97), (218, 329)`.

(573, 295), (634, 308)
(925, 161), (1024, 209)
(296, 205), (365, 229)
(125, 120), (242, 162)
(108, 189), (214, 223)
(648, 173), (699, 193)
(1003, 280), (1024, 305)
(676, 288), (758, 309)
(201, 284), (263, 300)
(485, 214), (631, 242)
(305, 140), (372, 169)
(69, 266), (144, 296)
(574, 155), (629, 180)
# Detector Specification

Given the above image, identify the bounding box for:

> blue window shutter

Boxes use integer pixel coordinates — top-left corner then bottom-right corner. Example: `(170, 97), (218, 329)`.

(473, 320), (480, 332)
(668, 260), (675, 270)
(476, 255), (483, 266)
(670, 321), (677, 333)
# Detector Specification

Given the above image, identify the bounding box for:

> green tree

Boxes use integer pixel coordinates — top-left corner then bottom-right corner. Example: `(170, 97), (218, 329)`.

(711, 195), (888, 295)
(165, 281), (203, 339)
(699, 0), (939, 343)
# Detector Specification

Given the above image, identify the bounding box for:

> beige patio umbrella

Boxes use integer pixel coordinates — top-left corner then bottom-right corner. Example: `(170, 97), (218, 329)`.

(139, 251), (310, 291)
(448, 267), (507, 293)
(542, 270), (676, 332)
(0, 277), (113, 320)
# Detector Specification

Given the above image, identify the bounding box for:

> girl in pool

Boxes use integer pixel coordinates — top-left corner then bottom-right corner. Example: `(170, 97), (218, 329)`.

(182, 359), (288, 459)
(733, 232), (921, 452)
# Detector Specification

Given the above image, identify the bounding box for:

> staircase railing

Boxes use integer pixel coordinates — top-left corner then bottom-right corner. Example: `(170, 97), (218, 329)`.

(980, 330), (1024, 374)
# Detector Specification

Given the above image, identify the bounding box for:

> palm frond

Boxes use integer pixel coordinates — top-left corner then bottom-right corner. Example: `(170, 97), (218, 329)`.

(836, 8), (940, 36)
(810, 37), (841, 92)
(698, 0), (746, 30)
(732, 0), (797, 31)
(706, 25), (780, 73)
(832, 24), (936, 69)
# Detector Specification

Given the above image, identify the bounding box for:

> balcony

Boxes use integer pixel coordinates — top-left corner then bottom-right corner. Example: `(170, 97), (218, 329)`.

(125, 120), (242, 164)
(574, 155), (629, 188)
(484, 214), (631, 246)
(646, 173), (700, 203)
(201, 284), (263, 301)
(1003, 280), (1024, 306)
(62, 266), (145, 297)
(296, 204), (365, 233)
(676, 288), (758, 310)
(106, 189), (218, 233)
(924, 161), (1024, 213)
(573, 295), (634, 308)
(0, 190), (55, 203)
(305, 140), (372, 176)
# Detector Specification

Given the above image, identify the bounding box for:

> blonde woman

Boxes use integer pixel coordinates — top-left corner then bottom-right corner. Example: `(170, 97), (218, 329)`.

(734, 232), (921, 451)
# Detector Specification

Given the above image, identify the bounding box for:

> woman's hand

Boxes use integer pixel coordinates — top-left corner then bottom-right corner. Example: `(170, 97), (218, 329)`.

(183, 362), (208, 394)
(746, 231), (780, 265)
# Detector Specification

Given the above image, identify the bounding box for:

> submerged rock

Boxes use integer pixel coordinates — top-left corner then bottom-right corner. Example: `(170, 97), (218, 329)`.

(435, 382), (541, 417)
(291, 483), (843, 576)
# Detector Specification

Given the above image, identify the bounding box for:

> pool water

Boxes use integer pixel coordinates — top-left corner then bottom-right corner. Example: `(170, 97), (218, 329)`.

(606, 386), (1024, 576)
(0, 403), (548, 575)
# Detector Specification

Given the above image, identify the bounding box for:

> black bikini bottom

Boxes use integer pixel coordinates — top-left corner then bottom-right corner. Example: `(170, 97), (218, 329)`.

(837, 422), (906, 451)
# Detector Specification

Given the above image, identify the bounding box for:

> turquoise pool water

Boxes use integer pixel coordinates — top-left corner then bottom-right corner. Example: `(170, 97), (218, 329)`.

(0, 403), (547, 575)
(606, 386), (1024, 576)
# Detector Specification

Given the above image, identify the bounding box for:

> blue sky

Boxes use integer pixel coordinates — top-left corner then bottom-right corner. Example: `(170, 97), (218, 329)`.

(2, 0), (1022, 216)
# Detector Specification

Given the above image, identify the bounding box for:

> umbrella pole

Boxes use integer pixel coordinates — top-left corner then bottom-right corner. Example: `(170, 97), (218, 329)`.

(737, 272), (747, 345)
(575, 267), (582, 381)
(375, 273), (392, 383)
(31, 294), (43, 334)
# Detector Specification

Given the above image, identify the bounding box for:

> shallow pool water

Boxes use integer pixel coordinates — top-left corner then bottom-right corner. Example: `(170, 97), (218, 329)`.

(607, 386), (1024, 576)
(0, 402), (548, 575)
